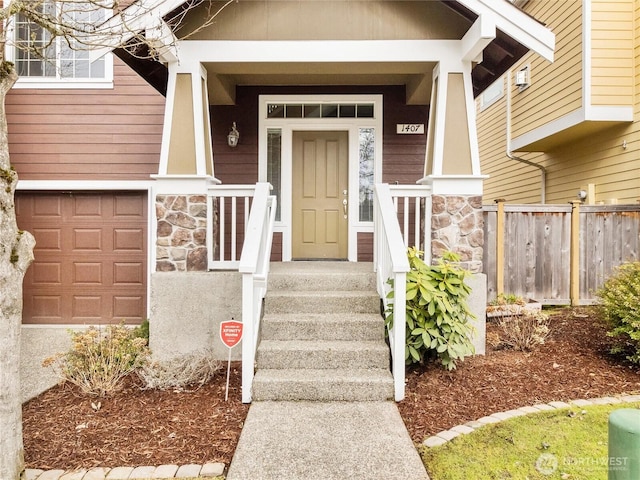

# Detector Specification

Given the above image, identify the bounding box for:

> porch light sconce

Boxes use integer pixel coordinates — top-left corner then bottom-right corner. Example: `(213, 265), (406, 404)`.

(577, 189), (588, 201)
(515, 65), (530, 91)
(227, 122), (240, 148)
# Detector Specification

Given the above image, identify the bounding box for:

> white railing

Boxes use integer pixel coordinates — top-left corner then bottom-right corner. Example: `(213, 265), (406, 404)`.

(238, 183), (277, 404)
(374, 183), (410, 402)
(374, 183), (431, 402)
(388, 184), (432, 264)
(207, 184), (258, 270)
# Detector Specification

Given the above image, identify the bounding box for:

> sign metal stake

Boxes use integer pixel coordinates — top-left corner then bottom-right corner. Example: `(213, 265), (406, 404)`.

(220, 318), (243, 401)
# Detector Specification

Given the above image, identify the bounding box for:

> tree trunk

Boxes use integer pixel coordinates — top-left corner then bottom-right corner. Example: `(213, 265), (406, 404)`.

(0, 66), (36, 480)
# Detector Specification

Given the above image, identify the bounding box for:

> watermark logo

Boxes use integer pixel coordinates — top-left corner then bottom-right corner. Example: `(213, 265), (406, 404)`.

(535, 453), (558, 475)
(534, 453), (629, 475)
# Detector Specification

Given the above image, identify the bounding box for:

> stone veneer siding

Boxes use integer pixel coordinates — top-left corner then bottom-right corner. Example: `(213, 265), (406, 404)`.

(156, 195), (208, 272)
(431, 195), (483, 273)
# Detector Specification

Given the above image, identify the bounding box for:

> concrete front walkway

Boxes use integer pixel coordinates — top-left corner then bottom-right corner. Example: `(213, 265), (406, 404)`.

(226, 401), (430, 480)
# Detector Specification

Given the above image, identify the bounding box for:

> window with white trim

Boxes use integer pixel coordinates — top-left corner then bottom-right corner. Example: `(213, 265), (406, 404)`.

(13, 1), (112, 87)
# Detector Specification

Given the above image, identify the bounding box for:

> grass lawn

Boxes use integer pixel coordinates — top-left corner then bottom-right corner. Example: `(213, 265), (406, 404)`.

(422, 402), (640, 480)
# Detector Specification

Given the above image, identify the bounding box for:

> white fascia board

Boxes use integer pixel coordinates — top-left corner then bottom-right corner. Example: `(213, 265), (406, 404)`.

(510, 106), (633, 151)
(511, 109), (585, 151)
(179, 40), (461, 64)
(89, 0), (186, 62)
(462, 15), (496, 62)
(16, 180), (154, 190)
(145, 19), (179, 63)
(586, 106), (633, 122)
(459, 0), (555, 62)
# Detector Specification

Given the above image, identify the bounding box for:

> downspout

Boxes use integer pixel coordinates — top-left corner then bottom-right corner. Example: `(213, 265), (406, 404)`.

(505, 70), (547, 203)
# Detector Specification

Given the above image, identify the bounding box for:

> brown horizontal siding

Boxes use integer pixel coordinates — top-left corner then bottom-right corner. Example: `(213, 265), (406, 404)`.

(8, 58), (165, 181)
(358, 233), (373, 262)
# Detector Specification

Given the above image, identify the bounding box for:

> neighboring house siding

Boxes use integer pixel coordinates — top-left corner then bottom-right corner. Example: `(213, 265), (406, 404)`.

(477, 82), (545, 204)
(511, 0), (583, 139)
(478, 0), (640, 205)
(591, 0), (634, 106)
(8, 58), (165, 181)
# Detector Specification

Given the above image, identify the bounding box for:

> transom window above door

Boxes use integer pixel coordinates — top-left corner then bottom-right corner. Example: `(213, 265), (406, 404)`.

(267, 103), (374, 119)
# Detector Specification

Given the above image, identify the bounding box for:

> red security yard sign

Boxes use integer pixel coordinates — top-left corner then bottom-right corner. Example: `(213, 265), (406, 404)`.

(220, 320), (243, 348)
(220, 319), (243, 401)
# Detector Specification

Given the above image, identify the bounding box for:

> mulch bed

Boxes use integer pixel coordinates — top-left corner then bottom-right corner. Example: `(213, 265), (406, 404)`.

(399, 307), (640, 443)
(22, 363), (249, 471)
(23, 308), (640, 470)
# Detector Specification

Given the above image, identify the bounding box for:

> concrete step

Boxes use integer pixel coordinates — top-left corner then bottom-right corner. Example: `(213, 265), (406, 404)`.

(256, 340), (390, 370)
(269, 262), (375, 292)
(252, 368), (394, 401)
(261, 313), (385, 342)
(264, 290), (381, 315)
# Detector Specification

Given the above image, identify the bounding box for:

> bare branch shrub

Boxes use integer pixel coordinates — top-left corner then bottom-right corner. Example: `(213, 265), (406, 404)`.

(43, 323), (150, 397)
(138, 348), (222, 390)
(498, 312), (550, 351)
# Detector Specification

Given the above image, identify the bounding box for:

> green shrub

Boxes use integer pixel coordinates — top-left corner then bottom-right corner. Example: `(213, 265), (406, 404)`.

(386, 248), (475, 370)
(596, 261), (640, 364)
(44, 323), (150, 396)
(133, 318), (150, 341)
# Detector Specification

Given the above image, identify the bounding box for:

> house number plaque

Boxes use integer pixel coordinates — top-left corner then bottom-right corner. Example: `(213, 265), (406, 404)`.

(396, 124), (425, 134)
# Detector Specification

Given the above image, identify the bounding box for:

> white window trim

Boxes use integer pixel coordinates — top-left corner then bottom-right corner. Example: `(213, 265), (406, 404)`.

(258, 94), (383, 262)
(5, 3), (115, 89)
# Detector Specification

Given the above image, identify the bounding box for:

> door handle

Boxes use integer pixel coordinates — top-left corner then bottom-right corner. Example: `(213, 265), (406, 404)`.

(342, 198), (348, 218)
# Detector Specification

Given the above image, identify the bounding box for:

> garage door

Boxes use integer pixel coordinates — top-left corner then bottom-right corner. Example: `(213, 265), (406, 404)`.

(16, 191), (147, 325)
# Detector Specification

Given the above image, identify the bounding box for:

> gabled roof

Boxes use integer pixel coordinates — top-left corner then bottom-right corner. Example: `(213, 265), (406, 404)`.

(104, 0), (554, 98)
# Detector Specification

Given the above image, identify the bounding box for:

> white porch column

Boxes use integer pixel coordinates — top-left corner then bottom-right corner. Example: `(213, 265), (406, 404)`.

(152, 61), (217, 274)
(158, 61), (215, 178)
(419, 59), (486, 274)
(419, 59), (487, 354)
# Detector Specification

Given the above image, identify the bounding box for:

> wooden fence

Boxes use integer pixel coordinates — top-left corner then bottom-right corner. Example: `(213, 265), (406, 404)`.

(483, 201), (640, 305)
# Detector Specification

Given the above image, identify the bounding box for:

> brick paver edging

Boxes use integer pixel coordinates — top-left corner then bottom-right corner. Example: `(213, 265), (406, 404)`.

(422, 394), (640, 448)
(23, 462), (225, 480)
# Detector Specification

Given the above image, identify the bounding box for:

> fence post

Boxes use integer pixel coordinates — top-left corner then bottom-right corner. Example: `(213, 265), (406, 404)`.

(570, 200), (581, 306)
(495, 199), (506, 296)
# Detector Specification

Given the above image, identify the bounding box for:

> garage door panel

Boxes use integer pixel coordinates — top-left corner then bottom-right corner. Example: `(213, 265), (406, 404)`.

(32, 262), (62, 285)
(73, 228), (102, 251)
(114, 262), (144, 285)
(114, 194), (145, 217)
(113, 296), (144, 320)
(18, 191), (147, 325)
(32, 229), (62, 252)
(72, 194), (103, 217)
(33, 195), (63, 218)
(72, 295), (103, 321)
(27, 295), (63, 323)
(73, 262), (103, 285)
(113, 228), (144, 252)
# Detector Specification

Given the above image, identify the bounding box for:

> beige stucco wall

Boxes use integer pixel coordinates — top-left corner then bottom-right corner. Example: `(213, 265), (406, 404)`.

(181, 1), (468, 41)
